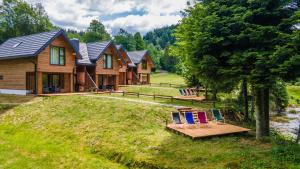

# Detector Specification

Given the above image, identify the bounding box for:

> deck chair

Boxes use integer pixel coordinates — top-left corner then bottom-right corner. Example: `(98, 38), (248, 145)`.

(182, 89), (188, 96)
(197, 111), (209, 127)
(184, 89), (190, 96)
(184, 112), (197, 128)
(187, 88), (193, 95)
(179, 89), (185, 96)
(171, 112), (184, 128)
(212, 109), (225, 124)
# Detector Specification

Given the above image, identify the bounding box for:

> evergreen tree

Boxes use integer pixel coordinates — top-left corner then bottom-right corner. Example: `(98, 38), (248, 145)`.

(134, 32), (145, 50)
(114, 29), (136, 51)
(83, 19), (110, 43)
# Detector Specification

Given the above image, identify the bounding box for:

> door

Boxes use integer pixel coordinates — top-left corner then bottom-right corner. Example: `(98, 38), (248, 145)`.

(26, 72), (35, 93)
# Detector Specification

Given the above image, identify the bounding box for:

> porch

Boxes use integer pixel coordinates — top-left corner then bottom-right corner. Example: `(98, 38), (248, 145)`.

(26, 72), (74, 94)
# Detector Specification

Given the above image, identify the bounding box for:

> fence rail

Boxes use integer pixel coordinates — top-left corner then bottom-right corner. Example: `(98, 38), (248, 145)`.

(97, 91), (214, 105)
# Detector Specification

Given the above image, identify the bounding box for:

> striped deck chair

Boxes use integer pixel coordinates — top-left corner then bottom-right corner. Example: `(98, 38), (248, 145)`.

(179, 89), (185, 96)
(197, 111), (209, 127)
(212, 109), (225, 124)
(182, 89), (188, 96)
(187, 88), (193, 95)
(184, 112), (197, 128)
(184, 89), (190, 96)
(171, 112), (183, 128)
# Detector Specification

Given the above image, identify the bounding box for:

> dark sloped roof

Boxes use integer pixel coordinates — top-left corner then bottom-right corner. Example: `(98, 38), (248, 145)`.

(127, 50), (148, 64)
(86, 41), (111, 61)
(77, 43), (93, 65)
(77, 41), (125, 65)
(0, 29), (80, 60)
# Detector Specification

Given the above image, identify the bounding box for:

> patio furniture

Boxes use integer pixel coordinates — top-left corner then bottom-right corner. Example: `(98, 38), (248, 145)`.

(212, 109), (225, 124)
(197, 111), (209, 127)
(171, 112), (184, 128)
(184, 112), (197, 128)
(179, 89), (185, 96)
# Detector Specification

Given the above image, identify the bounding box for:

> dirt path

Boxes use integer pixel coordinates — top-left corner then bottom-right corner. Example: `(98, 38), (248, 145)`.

(85, 95), (186, 108)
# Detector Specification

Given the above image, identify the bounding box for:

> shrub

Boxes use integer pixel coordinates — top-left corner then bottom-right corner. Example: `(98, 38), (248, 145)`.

(271, 144), (300, 164)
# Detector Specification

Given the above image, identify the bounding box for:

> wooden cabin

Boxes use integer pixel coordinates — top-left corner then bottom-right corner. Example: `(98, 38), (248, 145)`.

(76, 41), (124, 91)
(0, 30), (80, 95)
(126, 50), (154, 84)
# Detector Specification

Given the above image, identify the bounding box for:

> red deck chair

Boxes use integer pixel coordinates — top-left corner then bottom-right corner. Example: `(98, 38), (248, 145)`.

(197, 111), (209, 127)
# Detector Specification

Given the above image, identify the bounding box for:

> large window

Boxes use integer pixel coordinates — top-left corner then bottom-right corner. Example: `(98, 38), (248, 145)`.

(142, 59), (147, 70)
(50, 46), (65, 65)
(103, 54), (113, 69)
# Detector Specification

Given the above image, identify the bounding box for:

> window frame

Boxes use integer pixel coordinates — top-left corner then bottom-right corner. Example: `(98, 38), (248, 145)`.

(50, 46), (66, 66)
(103, 54), (113, 69)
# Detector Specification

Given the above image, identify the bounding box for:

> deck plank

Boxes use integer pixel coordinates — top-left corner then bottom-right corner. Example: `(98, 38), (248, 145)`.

(167, 123), (251, 139)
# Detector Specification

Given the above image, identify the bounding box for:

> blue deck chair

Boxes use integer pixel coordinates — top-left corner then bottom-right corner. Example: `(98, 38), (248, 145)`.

(172, 112), (182, 124)
(212, 109), (225, 123)
(171, 112), (183, 128)
(184, 112), (197, 128)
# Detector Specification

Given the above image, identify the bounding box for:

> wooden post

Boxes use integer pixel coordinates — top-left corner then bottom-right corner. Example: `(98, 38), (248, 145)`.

(123, 91), (125, 96)
(154, 94), (156, 100)
(171, 97), (173, 102)
(138, 92), (140, 98)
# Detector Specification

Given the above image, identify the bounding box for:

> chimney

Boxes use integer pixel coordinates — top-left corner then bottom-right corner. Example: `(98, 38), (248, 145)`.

(70, 38), (79, 52)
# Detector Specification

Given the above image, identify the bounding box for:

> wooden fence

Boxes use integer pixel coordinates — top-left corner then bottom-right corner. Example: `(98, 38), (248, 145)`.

(98, 91), (213, 105)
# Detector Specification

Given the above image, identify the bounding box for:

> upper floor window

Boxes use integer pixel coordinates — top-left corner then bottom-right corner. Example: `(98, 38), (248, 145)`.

(142, 59), (147, 70)
(50, 46), (65, 65)
(103, 54), (113, 69)
(0, 75), (3, 80)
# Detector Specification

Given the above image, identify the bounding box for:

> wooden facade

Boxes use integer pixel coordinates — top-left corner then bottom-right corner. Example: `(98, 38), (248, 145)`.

(126, 53), (154, 85)
(77, 44), (123, 91)
(0, 35), (77, 95)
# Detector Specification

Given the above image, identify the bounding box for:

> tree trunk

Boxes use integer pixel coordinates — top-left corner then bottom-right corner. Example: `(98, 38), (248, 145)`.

(242, 79), (249, 121)
(205, 85), (208, 100)
(251, 85), (255, 121)
(255, 87), (270, 138)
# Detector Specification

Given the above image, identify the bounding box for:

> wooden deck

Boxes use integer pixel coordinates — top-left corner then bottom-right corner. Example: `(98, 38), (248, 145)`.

(167, 123), (251, 139)
(174, 95), (206, 101)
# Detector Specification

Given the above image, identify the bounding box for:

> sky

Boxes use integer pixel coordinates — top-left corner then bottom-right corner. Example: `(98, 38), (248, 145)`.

(25, 0), (189, 35)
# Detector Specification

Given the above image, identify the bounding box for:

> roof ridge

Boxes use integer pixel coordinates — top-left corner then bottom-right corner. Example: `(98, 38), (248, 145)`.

(6, 29), (62, 41)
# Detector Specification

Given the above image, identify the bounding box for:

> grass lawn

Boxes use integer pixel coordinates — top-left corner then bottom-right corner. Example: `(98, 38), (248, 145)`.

(0, 95), (299, 168)
(287, 85), (300, 106)
(151, 72), (186, 86)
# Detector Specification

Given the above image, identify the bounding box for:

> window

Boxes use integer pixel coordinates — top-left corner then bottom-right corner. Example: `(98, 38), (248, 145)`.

(50, 46), (65, 65)
(0, 75), (3, 80)
(142, 59), (147, 70)
(103, 54), (113, 69)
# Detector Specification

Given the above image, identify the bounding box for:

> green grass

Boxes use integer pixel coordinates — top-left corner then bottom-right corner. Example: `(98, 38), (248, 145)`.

(0, 95), (299, 168)
(287, 85), (300, 106)
(151, 72), (186, 86)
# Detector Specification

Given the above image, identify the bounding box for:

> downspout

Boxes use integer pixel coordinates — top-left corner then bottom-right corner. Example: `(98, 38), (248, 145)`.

(30, 58), (38, 95)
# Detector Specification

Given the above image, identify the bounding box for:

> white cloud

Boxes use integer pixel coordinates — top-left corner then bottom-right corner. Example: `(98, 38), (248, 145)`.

(25, 0), (188, 34)
(104, 14), (182, 34)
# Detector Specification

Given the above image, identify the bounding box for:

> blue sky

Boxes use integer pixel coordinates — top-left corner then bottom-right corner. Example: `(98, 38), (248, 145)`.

(26, 0), (189, 35)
